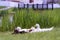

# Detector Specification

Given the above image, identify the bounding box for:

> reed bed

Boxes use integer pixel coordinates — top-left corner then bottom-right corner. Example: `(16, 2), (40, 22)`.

(0, 8), (60, 31)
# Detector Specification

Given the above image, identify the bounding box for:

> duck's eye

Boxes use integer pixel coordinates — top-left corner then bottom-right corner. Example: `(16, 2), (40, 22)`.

(35, 27), (37, 28)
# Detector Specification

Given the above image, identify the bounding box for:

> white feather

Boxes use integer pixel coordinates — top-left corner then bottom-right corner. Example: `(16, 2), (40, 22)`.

(30, 24), (54, 33)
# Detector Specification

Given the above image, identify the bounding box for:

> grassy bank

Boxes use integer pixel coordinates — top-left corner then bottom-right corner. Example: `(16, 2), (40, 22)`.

(0, 27), (59, 40)
(0, 8), (60, 31)
(0, 6), (6, 9)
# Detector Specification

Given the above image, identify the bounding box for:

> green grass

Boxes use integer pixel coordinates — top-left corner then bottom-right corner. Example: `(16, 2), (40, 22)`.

(0, 27), (59, 40)
(0, 6), (6, 9)
(13, 8), (60, 28)
(0, 8), (60, 31)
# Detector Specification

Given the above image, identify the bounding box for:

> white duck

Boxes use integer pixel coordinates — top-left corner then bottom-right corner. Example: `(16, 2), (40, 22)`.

(14, 26), (30, 34)
(30, 25), (42, 33)
(35, 24), (54, 32)
(30, 26), (36, 33)
(17, 26), (32, 32)
(15, 26), (22, 32)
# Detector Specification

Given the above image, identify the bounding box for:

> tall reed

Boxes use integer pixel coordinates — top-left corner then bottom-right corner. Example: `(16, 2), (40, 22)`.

(0, 8), (60, 31)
